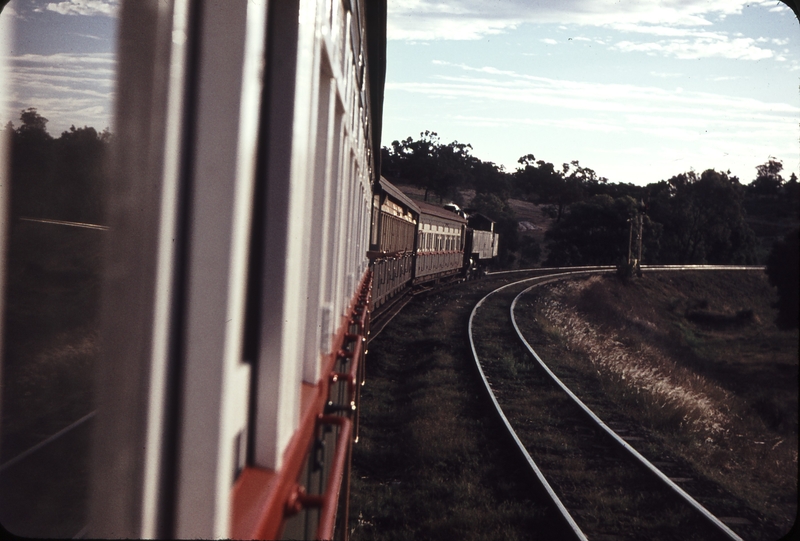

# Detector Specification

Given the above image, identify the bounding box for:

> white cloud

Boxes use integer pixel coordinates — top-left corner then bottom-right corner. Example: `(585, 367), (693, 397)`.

(388, 1), (790, 64)
(453, 114), (627, 134)
(45, 0), (118, 17)
(5, 52), (116, 132)
(387, 0), (759, 41)
(613, 36), (773, 60)
(12, 52), (115, 64)
(386, 61), (798, 145)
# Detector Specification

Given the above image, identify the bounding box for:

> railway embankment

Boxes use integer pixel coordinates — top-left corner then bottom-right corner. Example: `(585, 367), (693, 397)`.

(350, 275), (570, 541)
(513, 270), (797, 539)
(350, 270), (797, 540)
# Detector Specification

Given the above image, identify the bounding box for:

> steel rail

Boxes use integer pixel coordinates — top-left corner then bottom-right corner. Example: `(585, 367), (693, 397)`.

(19, 217), (109, 231)
(468, 269), (615, 541)
(0, 410), (97, 473)
(488, 264), (764, 277)
(509, 273), (745, 541)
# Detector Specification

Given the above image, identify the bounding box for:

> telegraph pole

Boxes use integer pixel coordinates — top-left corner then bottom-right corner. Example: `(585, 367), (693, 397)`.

(627, 202), (644, 277)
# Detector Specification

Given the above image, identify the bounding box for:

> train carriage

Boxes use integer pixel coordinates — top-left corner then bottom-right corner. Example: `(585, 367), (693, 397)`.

(368, 177), (419, 309)
(0, 0), (503, 538)
(413, 200), (467, 284)
(77, 1), (387, 539)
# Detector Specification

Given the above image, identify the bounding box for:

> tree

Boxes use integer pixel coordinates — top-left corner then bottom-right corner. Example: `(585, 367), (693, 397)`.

(381, 131), (476, 202)
(544, 195), (661, 267)
(748, 157), (784, 196)
(647, 169), (756, 264)
(9, 111), (110, 223)
(18, 108), (52, 139)
(765, 228), (799, 329)
(55, 125), (108, 222)
(514, 157), (607, 222)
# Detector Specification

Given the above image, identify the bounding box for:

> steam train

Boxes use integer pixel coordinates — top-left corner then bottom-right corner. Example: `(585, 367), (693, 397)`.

(0, 1), (499, 539)
(370, 177), (500, 310)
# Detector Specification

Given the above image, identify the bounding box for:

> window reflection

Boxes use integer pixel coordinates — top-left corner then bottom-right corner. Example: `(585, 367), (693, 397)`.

(0, 1), (116, 537)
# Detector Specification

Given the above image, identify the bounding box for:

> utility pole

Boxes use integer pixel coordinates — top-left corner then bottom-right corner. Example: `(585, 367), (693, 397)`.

(627, 217), (634, 266)
(627, 205), (644, 277)
(637, 212), (643, 268)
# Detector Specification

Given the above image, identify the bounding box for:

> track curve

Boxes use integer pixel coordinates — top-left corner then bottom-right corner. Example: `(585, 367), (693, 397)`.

(509, 281), (743, 541)
(468, 266), (763, 540)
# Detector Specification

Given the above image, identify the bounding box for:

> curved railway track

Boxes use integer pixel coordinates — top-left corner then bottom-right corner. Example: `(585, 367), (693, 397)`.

(468, 267), (764, 541)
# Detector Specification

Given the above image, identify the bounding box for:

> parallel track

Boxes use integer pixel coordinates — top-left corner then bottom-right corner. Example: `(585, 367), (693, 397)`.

(468, 267), (763, 540)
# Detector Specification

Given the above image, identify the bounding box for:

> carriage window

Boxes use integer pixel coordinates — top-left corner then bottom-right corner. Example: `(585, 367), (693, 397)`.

(0, 3), (118, 538)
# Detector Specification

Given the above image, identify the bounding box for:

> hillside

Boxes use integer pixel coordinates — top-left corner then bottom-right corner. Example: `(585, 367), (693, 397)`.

(514, 270), (798, 537)
(395, 183), (555, 265)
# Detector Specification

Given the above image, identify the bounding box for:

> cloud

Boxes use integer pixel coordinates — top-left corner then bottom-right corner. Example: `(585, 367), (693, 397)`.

(612, 35), (774, 60)
(387, 0), (761, 41)
(386, 61), (798, 145)
(45, 0), (118, 17)
(452, 114), (627, 134)
(12, 52), (115, 65)
(541, 38), (558, 45)
(5, 52), (116, 132)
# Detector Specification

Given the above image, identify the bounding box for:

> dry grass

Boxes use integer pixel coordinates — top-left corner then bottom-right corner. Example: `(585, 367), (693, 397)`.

(350, 279), (567, 541)
(1, 221), (101, 460)
(541, 277), (733, 438)
(515, 272), (798, 535)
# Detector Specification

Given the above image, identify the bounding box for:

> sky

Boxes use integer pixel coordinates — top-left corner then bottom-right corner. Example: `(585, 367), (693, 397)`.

(1, 0), (798, 186)
(1, 0), (117, 135)
(383, 0), (800, 185)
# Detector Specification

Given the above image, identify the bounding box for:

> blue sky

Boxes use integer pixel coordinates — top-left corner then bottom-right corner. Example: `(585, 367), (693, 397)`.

(1, 0), (798, 185)
(2, 0), (117, 134)
(384, 0), (800, 185)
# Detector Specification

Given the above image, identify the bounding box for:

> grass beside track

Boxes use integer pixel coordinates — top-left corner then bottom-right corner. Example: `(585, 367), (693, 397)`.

(350, 276), (568, 541)
(472, 282), (734, 541)
(513, 271), (797, 541)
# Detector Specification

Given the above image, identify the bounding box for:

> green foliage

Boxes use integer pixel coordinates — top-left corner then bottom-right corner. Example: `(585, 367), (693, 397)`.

(742, 158), (799, 263)
(518, 236), (541, 265)
(748, 157), (784, 196)
(382, 131), (481, 202)
(544, 195), (661, 267)
(9, 109), (109, 224)
(647, 169), (757, 265)
(765, 228), (799, 329)
(514, 157), (608, 222)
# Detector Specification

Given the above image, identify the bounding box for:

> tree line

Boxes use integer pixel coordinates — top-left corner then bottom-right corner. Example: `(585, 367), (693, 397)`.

(4, 108), (111, 225)
(382, 131), (798, 328)
(3, 114), (796, 328)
